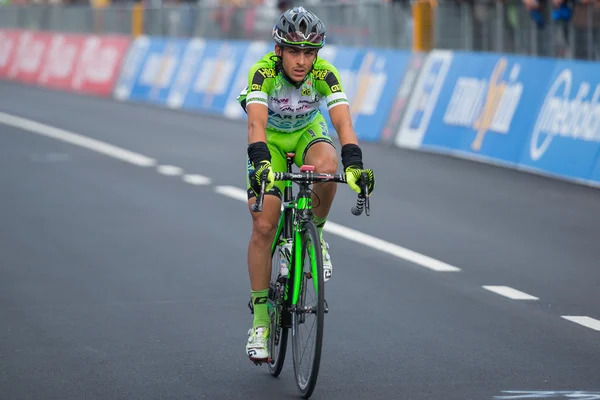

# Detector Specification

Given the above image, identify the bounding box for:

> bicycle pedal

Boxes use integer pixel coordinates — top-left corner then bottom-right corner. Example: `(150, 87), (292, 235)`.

(251, 357), (269, 366)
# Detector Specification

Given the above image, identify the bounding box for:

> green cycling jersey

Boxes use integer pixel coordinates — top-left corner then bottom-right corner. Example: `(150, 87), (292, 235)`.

(237, 51), (349, 133)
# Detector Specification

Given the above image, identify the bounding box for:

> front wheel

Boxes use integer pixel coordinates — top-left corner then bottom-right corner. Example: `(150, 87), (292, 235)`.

(291, 220), (325, 399)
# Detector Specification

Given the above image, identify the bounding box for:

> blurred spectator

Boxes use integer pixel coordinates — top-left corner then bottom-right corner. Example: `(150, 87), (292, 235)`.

(277, 0), (291, 12)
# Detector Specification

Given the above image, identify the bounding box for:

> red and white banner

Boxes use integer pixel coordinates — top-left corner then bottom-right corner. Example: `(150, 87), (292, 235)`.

(70, 35), (131, 97)
(0, 29), (21, 79)
(37, 33), (84, 91)
(7, 30), (53, 85)
(0, 29), (130, 97)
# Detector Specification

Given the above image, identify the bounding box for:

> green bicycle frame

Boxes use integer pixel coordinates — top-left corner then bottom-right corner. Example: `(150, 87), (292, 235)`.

(270, 156), (320, 309)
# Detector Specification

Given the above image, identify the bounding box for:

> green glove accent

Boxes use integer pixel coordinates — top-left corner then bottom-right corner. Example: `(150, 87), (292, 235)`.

(250, 160), (275, 196)
(345, 166), (375, 195)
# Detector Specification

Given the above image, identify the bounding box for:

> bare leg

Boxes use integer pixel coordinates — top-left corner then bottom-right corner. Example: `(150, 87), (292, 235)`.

(304, 142), (338, 220)
(247, 194), (282, 291)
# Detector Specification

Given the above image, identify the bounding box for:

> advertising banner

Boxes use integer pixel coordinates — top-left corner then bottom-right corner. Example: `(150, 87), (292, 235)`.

(0, 29), (20, 79)
(395, 50), (454, 149)
(7, 30), (53, 85)
(420, 52), (556, 165)
(70, 35), (131, 97)
(518, 62), (600, 182)
(176, 39), (248, 115)
(115, 37), (188, 105)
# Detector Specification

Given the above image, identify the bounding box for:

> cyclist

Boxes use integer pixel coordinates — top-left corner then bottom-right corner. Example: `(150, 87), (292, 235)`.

(238, 6), (376, 363)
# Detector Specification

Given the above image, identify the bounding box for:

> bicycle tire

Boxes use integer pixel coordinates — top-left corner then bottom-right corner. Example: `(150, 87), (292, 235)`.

(267, 240), (289, 377)
(291, 220), (325, 399)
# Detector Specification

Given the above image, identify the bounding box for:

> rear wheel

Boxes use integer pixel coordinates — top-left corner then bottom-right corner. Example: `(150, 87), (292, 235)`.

(291, 220), (325, 399)
(267, 238), (289, 377)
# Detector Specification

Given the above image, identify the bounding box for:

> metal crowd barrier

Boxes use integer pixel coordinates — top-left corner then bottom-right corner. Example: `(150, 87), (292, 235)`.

(0, 0), (599, 60)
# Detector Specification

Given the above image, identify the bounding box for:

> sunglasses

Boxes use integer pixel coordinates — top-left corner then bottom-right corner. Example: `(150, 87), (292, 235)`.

(283, 31), (324, 46)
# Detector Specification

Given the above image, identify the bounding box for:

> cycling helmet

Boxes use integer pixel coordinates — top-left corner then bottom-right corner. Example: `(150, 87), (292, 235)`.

(272, 6), (326, 49)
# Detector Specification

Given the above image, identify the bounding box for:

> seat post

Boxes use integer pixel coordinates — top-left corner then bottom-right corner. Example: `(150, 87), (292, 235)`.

(285, 152), (295, 173)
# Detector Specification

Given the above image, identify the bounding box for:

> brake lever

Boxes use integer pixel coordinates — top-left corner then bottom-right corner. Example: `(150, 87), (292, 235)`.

(250, 169), (269, 213)
(362, 171), (370, 217)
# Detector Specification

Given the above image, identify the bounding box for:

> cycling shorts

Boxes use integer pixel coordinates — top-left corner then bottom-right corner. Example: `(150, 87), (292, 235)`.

(246, 113), (335, 200)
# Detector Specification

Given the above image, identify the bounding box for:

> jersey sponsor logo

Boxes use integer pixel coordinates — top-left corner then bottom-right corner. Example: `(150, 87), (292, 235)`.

(280, 104), (313, 112)
(298, 99), (318, 105)
(302, 87), (311, 96)
(267, 109), (318, 130)
(247, 96), (267, 103)
(319, 121), (329, 136)
(269, 109), (314, 120)
(325, 71), (341, 90)
(327, 97), (348, 107)
(251, 83), (261, 91)
(313, 69), (329, 80)
(258, 67), (276, 78)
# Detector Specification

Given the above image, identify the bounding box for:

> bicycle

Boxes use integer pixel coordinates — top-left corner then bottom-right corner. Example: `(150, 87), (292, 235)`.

(248, 151), (370, 399)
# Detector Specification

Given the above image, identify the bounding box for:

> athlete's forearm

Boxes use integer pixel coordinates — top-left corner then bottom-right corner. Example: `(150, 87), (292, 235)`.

(329, 103), (358, 146)
(248, 120), (267, 144)
(333, 116), (358, 146)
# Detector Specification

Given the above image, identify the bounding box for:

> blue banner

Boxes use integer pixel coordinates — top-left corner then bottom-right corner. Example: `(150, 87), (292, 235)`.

(419, 52), (555, 165)
(394, 50), (600, 188)
(165, 38), (208, 109)
(113, 36), (151, 102)
(316, 45), (362, 137)
(350, 49), (411, 142)
(223, 40), (271, 120)
(122, 38), (189, 105)
(395, 50), (454, 149)
(591, 156), (600, 184)
(317, 47), (410, 142)
(175, 39), (249, 115)
(112, 37), (409, 143)
(518, 61), (600, 182)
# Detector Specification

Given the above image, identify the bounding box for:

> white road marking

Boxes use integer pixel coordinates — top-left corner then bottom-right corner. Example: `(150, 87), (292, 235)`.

(183, 174), (212, 185)
(562, 316), (600, 332)
(482, 286), (539, 300)
(157, 165), (183, 176)
(213, 186), (461, 272)
(215, 185), (248, 202)
(324, 222), (461, 272)
(0, 111), (156, 167)
(5, 111), (598, 333)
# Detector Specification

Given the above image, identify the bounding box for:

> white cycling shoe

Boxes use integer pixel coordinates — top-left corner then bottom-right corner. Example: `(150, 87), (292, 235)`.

(246, 326), (269, 362)
(321, 238), (332, 282)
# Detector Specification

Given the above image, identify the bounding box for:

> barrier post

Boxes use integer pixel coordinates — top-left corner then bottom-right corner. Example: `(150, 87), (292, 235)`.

(132, 1), (144, 37)
(412, 0), (436, 52)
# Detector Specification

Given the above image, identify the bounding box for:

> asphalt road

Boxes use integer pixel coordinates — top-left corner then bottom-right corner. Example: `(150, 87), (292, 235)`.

(1, 81), (599, 400)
